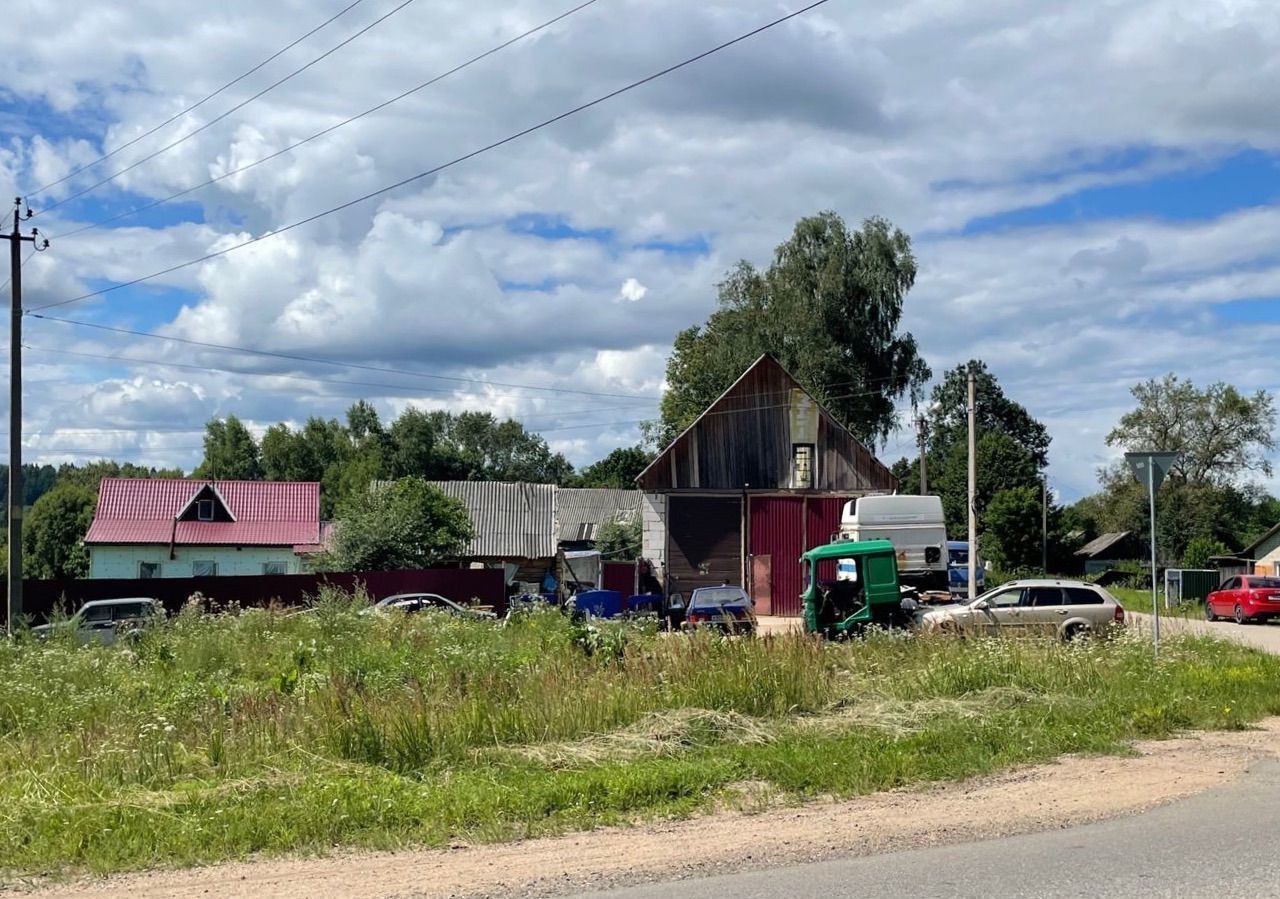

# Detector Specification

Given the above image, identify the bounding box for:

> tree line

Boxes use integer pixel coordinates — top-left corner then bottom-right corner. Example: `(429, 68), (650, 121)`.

(9, 209), (1277, 583)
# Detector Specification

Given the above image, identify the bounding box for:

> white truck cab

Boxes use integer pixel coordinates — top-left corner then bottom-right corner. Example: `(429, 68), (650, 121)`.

(837, 495), (949, 592)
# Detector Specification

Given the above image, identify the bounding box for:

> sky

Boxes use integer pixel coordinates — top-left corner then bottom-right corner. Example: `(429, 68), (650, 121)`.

(2, 0), (1280, 502)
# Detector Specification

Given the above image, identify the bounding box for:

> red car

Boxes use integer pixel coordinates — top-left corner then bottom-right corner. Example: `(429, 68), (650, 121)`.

(1205, 575), (1280, 624)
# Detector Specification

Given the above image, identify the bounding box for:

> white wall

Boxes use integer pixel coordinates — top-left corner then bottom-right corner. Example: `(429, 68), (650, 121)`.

(640, 492), (667, 581)
(88, 545), (302, 579)
(1255, 532), (1280, 576)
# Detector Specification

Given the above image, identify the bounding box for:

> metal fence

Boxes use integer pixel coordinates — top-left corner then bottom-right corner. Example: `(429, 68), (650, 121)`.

(1, 567), (506, 628)
(1163, 568), (1219, 608)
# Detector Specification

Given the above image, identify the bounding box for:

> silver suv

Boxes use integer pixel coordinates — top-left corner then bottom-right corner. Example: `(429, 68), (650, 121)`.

(920, 579), (1125, 640)
(31, 598), (164, 645)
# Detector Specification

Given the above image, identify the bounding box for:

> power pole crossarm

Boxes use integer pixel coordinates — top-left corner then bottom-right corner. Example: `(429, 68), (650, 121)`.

(5, 197), (49, 633)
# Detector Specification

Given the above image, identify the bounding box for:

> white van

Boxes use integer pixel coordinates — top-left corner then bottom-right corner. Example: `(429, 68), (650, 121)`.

(838, 495), (949, 592)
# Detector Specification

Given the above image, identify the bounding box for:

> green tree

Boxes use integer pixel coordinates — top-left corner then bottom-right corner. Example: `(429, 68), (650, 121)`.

(23, 483), (97, 579)
(658, 212), (930, 446)
(926, 360), (1050, 466)
(386, 408), (438, 478)
(321, 477), (474, 572)
(1076, 375), (1278, 562)
(979, 486), (1044, 572)
(428, 411), (574, 484)
(1183, 535), (1229, 570)
(934, 431), (1041, 539)
(576, 446), (652, 488)
(596, 516), (641, 560)
(194, 416), (262, 480)
(1106, 374), (1275, 485)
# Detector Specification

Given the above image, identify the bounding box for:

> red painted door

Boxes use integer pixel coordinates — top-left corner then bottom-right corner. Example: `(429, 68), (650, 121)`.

(749, 497), (805, 616)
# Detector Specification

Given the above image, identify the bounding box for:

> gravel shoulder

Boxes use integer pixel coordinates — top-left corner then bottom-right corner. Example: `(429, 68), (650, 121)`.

(15, 718), (1280, 899)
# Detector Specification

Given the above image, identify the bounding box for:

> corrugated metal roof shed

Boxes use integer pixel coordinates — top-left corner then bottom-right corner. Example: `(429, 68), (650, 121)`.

(558, 488), (641, 542)
(428, 481), (557, 559)
(1074, 531), (1134, 558)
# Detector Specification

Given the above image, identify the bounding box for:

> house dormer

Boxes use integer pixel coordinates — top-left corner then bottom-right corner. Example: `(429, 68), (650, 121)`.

(176, 484), (236, 523)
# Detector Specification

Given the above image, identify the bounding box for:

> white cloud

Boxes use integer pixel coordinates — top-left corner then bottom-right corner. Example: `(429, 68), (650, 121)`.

(0, 0), (1277, 491)
(618, 277), (647, 303)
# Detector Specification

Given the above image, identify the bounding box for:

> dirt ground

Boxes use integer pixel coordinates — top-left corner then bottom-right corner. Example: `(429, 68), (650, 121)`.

(15, 718), (1280, 899)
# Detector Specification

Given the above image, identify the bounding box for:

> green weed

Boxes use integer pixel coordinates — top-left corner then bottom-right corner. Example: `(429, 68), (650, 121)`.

(1, 597), (1277, 879)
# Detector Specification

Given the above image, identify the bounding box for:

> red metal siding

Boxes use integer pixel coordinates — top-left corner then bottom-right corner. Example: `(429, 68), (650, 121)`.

(749, 497), (805, 617)
(807, 497), (850, 585)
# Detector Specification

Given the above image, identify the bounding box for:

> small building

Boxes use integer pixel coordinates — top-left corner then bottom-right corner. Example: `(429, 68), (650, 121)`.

(1228, 522), (1280, 578)
(428, 481), (558, 587)
(558, 488), (641, 551)
(636, 354), (898, 616)
(1073, 531), (1143, 575)
(85, 479), (323, 578)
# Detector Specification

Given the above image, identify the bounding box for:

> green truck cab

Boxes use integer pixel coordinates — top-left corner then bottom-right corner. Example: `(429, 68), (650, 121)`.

(801, 539), (914, 638)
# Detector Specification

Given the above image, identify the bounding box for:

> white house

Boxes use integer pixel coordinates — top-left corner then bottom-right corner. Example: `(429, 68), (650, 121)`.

(84, 478), (325, 579)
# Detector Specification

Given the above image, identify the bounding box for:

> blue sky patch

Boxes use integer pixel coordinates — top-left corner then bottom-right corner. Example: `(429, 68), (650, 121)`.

(506, 213), (613, 243)
(959, 149), (1280, 235)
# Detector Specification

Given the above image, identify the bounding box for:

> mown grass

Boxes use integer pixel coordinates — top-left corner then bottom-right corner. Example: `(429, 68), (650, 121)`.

(2, 588), (1279, 880)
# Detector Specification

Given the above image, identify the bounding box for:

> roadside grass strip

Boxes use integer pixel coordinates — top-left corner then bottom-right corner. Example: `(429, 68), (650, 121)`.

(2, 590), (1279, 879)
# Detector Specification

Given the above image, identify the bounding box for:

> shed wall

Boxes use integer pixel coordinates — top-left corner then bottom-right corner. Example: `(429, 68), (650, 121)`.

(666, 496), (741, 600)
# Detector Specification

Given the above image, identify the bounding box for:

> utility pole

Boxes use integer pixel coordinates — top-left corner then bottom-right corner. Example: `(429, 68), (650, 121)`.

(1041, 476), (1048, 575)
(4, 198), (48, 632)
(916, 415), (928, 495)
(966, 367), (976, 600)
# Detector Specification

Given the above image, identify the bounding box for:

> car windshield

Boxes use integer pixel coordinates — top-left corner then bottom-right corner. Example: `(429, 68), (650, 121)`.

(689, 588), (748, 609)
(948, 548), (968, 565)
(1251, 578), (1280, 589)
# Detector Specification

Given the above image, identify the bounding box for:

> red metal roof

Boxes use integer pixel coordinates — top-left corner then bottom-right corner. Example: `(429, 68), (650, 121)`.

(85, 479), (321, 547)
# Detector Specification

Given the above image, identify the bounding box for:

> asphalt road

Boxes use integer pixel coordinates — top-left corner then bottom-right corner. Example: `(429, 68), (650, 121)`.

(569, 760), (1280, 899)
(1132, 612), (1280, 654)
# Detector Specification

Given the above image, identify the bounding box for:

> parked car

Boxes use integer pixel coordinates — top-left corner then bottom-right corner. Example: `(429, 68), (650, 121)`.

(362, 593), (496, 619)
(919, 580), (1124, 640)
(947, 540), (986, 595)
(30, 598), (164, 645)
(683, 585), (756, 635)
(1205, 576), (1280, 624)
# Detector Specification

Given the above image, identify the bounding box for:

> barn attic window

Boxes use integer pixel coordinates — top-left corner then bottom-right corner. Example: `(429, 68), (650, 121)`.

(792, 444), (814, 489)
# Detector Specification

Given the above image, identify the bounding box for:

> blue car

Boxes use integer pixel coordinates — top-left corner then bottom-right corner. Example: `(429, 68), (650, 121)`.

(947, 541), (985, 594)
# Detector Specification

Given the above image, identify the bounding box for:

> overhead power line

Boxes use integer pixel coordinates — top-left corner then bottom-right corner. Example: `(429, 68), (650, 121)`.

(33, 0), (421, 216)
(26, 313), (660, 400)
(56, 0), (605, 240)
(30, 0), (833, 312)
(26, 343), (659, 411)
(25, 0), (369, 198)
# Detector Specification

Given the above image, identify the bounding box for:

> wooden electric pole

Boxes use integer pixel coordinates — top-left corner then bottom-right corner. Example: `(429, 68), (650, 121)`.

(916, 415), (928, 495)
(5, 198), (48, 632)
(966, 367), (976, 600)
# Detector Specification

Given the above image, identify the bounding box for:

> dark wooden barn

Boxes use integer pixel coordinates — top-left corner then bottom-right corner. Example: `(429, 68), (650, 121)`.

(637, 355), (898, 615)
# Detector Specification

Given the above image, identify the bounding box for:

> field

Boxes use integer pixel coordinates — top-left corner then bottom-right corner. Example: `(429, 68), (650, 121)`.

(3, 590), (1279, 881)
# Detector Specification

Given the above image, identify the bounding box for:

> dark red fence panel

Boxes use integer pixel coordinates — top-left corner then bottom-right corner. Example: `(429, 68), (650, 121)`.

(602, 561), (635, 596)
(1, 568), (506, 627)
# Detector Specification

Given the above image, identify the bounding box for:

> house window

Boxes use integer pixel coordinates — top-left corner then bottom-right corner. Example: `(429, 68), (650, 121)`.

(196, 500), (215, 521)
(192, 560), (217, 577)
(262, 561), (288, 576)
(792, 444), (815, 489)
(139, 561), (161, 579)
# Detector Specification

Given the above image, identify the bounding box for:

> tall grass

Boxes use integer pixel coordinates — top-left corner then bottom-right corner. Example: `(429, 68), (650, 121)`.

(2, 588), (1278, 879)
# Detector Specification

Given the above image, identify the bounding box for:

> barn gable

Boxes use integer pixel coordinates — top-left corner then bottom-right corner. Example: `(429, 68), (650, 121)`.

(636, 355), (897, 493)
